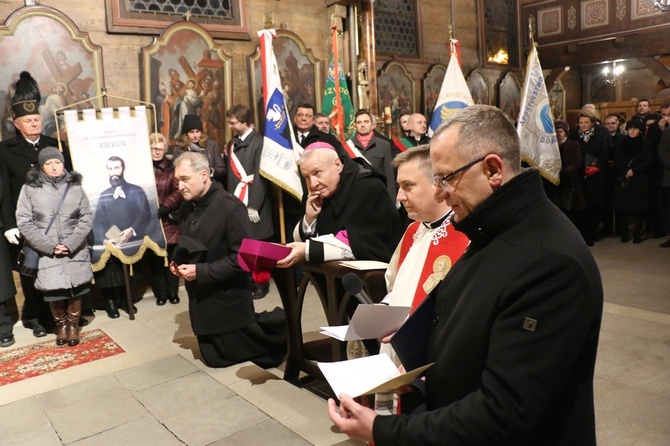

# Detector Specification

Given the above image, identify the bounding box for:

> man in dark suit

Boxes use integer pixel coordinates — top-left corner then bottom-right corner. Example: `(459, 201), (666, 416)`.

(225, 104), (274, 298)
(0, 71), (71, 342)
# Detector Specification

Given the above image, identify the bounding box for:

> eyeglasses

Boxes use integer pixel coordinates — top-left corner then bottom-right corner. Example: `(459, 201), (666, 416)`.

(151, 147), (165, 152)
(433, 156), (486, 188)
(227, 120), (239, 125)
(295, 113), (313, 118)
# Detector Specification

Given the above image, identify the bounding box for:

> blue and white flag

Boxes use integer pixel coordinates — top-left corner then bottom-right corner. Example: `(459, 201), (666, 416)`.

(517, 44), (561, 185)
(258, 29), (303, 201)
(428, 41), (474, 136)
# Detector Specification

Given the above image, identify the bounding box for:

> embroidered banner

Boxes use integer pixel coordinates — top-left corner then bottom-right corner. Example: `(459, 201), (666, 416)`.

(64, 106), (166, 271)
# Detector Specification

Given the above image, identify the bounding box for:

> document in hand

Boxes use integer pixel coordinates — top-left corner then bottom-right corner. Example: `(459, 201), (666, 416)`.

(390, 295), (434, 371)
(318, 354), (433, 398)
(320, 304), (411, 341)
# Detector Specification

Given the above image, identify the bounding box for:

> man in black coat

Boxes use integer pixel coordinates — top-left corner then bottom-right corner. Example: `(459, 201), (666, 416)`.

(170, 151), (286, 368)
(225, 104), (274, 298)
(329, 105), (603, 445)
(277, 141), (402, 266)
(0, 160), (17, 347)
(0, 71), (71, 340)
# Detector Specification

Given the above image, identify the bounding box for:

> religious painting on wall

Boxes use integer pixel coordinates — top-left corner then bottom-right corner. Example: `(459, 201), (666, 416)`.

(423, 64), (446, 124)
(378, 61), (415, 127)
(0, 5), (103, 140)
(248, 30), (321, 130)
(467, 69), (492, 106)
(141, 21), (232, 148)
(498, 71), (521, 123)
(548, 81), (565, 121)
(105, 0), (250, 40)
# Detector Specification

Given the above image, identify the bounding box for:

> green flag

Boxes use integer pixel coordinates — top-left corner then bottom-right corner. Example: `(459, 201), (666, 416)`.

(322, 53), (356, 142)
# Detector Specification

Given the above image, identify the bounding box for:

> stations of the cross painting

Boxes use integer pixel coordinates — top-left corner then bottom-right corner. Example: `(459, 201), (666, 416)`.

(41, 48), (89, 105)
(176, 55), (210, 96)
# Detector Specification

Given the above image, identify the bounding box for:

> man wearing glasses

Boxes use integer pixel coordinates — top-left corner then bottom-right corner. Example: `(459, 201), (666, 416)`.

(329, 105), (603, 446)
(293, 103), (347, 156)
(224, 104), (274, 298)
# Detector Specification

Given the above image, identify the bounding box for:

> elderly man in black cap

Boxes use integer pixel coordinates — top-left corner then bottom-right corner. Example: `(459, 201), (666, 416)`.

(0, 71), (72, 343)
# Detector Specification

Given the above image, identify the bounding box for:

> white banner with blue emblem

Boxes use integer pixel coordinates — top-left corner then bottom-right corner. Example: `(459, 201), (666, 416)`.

(517, 45), (561, 185)
(428, 43), (474, 137)
(257, 29), (303, 201)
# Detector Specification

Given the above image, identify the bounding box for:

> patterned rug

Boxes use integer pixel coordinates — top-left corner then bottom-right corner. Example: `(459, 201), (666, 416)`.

(0, 329), (125, 386)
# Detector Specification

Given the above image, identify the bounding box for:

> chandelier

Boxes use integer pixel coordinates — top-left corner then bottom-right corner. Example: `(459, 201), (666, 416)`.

(602, 61), (628, 87)
(655, 0), (670, 11)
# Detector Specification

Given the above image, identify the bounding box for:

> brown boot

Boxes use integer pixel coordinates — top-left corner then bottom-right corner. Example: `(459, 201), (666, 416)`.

(49, 301), (68, 346)
(66, 297), (82, 347)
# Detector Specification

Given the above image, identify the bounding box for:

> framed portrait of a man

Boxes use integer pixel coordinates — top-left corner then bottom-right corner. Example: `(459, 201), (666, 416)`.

(140, 21), (232, 148)
(0, 5), (104, 140)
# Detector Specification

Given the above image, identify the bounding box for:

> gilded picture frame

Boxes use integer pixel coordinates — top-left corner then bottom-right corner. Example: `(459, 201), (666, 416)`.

(498, 71), (521, 123)
(467, 69), (492, 106)
(377, 61), (415, 125)
(0, 5), (104, 140)
(423, 63), (446, 124)
(247, 30), (321, 130)
(140, 21), (233, 147)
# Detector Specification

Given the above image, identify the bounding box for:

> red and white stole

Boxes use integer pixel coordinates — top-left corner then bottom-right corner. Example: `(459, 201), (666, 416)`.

(393, 216), (469, 310)
(229, 148), (254, 206)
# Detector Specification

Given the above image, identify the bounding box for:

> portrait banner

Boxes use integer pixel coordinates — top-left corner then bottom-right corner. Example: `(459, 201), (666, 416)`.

(64, 106), (167, 271)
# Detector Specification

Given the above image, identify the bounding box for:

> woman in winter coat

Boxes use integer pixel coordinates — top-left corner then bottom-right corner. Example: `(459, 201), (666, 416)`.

(15, 147), (93, 346)
(576, 111), (608, 246)
(550, 120), (586, 226)
(149, 133), (182, 305)
(172, 114), (226, 185)
(613, 119), (653, 244)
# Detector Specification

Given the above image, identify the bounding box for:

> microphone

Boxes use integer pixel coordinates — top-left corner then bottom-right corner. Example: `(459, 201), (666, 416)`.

(342, 273), (374, 304)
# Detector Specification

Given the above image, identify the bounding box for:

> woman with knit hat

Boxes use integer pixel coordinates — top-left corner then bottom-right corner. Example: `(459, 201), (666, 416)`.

(172, 114), (226, 184)
(15, 147), (93, 346)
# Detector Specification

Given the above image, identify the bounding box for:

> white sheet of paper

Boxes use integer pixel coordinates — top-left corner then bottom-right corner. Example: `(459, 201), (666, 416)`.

(318, 354), (433, 397)
(339, 260), (389, 270)
(320, 304), (410, 341)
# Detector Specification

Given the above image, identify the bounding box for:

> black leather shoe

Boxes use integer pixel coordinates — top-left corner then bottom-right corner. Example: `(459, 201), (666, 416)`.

(252, 284), (270, 300)
(156, 294), (167, 306)
(168, 293), (180, 304)
(105, 299), (120, 319)
(660, 240), (670, 248)
(32, 323), (48, 338)
(0, 333), (15, 348)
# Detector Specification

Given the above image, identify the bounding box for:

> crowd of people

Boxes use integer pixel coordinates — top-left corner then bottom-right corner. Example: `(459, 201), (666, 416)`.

(1, 68), (666, 444)
(548, 99), (670, 247)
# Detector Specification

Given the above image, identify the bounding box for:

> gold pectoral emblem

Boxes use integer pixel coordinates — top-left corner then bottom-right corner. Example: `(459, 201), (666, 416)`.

(422, 255), (452, 294)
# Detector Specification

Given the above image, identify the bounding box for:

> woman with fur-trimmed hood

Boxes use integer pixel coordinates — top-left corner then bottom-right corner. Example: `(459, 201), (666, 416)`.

(15, 147), (93, 347)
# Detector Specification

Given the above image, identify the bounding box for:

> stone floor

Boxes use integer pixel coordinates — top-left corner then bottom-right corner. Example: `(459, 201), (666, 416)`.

(0, 234), (669, 445)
